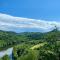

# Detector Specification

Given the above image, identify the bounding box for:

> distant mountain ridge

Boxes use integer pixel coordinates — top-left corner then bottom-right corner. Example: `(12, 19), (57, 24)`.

(0, 28), (60, 50)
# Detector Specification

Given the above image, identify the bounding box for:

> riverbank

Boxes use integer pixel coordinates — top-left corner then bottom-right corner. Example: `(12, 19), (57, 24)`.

(0, 47), (13, 60)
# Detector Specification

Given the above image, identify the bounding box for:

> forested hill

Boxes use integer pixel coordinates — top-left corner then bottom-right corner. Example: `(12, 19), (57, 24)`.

(0, 29), (60, 40)
(0, 29), (60, 50)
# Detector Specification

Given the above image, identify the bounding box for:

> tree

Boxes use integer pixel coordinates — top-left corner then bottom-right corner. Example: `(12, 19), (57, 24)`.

(2, 55), (10, 60)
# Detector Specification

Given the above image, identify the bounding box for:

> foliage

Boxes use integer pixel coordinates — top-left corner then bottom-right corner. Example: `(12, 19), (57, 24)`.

(1, 55), (10, 60)
(0, 29), (60, 60)
(13, 44), (38, 60)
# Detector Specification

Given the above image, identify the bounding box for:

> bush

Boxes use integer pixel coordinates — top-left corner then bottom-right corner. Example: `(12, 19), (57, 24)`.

(2, 55), (10, 60)
(13, 44), (38, 60)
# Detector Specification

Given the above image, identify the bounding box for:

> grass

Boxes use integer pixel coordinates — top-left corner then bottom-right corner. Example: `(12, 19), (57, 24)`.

(30, 42), (47, 50)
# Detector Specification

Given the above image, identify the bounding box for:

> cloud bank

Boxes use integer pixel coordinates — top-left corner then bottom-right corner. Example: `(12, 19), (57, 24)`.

(0, 13), (60, 32)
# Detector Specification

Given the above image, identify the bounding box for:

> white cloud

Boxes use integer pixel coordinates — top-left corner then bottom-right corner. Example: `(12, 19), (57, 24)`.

(0, 13), (60, 32)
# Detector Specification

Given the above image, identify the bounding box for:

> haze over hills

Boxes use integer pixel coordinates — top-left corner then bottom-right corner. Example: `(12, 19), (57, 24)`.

(0, 13), (60, 33)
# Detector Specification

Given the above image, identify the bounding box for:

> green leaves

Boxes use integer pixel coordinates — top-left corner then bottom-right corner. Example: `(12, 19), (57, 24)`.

(1, 55), (10, 60)
(13, 44), (38, 60)
(0, 29), (60, 60)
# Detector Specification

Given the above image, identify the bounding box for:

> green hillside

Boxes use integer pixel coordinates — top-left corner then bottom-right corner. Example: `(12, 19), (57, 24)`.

(0, 29), (60, 60)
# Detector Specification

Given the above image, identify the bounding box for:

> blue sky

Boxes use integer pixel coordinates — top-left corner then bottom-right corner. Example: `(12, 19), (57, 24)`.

(0, 0), (60, 32)
(0, 0), (60, 21)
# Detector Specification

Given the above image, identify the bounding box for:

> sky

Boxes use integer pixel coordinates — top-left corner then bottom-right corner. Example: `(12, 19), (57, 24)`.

(0, 0), (60, 21)
(0, 0), (60, 32)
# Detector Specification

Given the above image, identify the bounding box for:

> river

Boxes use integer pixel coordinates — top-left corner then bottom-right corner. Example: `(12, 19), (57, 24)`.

(0, 48), (13, 60)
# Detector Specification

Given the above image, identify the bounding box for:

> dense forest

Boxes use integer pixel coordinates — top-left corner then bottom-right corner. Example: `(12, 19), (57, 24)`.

(0, 29), (60, 60)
